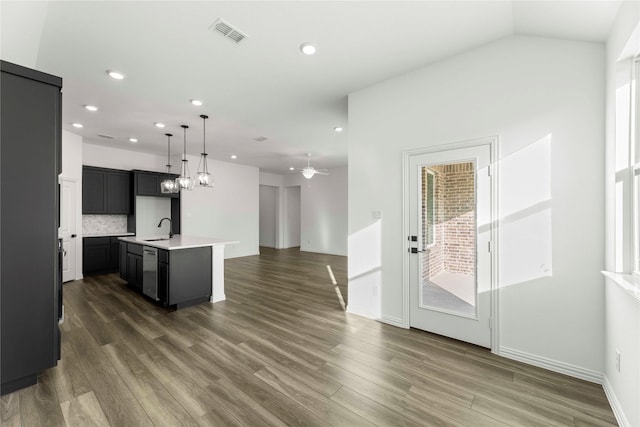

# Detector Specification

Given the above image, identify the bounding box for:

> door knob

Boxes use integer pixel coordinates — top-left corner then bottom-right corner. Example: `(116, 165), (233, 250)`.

(71, 234), (77, 238)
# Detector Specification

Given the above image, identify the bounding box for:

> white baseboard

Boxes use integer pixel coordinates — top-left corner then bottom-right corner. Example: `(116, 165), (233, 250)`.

(498, 346), (603, 384)
(300, 248), (347, 257)
(346, 305), (379, 320)
(380, 315), (407, 328)
(210, 294), (226, 304)
(603, 375), (631, 427)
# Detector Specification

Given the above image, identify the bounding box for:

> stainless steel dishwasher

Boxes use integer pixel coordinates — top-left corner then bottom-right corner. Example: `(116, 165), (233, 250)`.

(142, 246), (159, 300)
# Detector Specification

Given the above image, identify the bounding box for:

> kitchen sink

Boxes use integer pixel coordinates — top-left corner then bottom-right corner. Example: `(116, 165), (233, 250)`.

(143, 238), (169, 241)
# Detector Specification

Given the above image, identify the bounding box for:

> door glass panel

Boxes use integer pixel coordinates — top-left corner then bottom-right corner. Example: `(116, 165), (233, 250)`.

(420, 161), (477, 318)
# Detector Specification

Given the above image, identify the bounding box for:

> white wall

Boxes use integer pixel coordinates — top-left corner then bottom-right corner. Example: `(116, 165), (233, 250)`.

(83, 144), (259, 259)
(83, 143), (166, 171)
(180, 156), (259, 259)
(61, 130), (83, 279)
(259, 185), (278, 247)
(348, 36), (605, 378)
(135, 196), (172, 238)
(604, 2), (640, 426)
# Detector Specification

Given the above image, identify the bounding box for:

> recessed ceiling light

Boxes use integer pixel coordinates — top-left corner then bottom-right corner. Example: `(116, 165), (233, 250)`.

(107, 70), (125, 80)
(191, 99), (203, 106)
(72, 123), (83, 128)
(84, 105), (98, 112)
(334, 126), (343, 132)
(129, 138), (138, 143)
(300, 43), (317, 55)
(231, 155), (237, 159)
(289, 167), (294, 171)
(155, 122), (165, 128)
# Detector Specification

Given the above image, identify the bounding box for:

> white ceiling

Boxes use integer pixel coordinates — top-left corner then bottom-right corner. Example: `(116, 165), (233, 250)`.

(1, 1), (622, 174)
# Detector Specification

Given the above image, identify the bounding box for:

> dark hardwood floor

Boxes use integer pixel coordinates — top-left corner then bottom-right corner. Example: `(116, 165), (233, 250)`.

(1, 247), (616, 426)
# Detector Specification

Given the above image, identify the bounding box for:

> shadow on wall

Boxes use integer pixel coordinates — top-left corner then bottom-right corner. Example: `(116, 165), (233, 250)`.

(498, 133), (553, 287)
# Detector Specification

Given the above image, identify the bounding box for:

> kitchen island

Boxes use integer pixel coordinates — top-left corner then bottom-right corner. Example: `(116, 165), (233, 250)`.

(118, 235), (238, 309)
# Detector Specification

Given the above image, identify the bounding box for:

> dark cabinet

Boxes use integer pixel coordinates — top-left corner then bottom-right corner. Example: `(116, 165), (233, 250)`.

(119, 242), (128, 278)
(120, 245), (211, 309)
(125, 243), (143, 292)
(158, 257), (169, 305)
(133, 170), (179, 198)
(83, 168), (107, 213)
(83, 236), (122, 276)
(82, 167), (131, 214)
(107, 172), (131, 214)
(1, 61), (62, 394)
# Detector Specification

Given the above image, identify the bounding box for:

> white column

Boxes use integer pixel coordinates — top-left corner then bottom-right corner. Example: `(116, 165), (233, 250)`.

(210, 244), (226, 303)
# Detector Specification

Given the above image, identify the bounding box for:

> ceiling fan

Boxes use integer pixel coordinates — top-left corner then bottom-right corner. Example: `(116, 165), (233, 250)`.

(296, 153), (329, 179)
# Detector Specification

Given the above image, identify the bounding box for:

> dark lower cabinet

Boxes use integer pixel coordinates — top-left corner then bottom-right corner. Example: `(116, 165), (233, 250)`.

(119, 244), (211, 309)
(158, 259), (169, 305)
(119, 242), (127, 278)
(1, 60), (62, 394)
(83, 237), (121, 276)
(167, 247), (212, 308)
(124, 243), (143, 292)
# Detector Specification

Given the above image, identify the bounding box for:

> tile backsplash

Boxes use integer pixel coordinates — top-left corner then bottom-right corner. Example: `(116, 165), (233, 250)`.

(83, 215), (128, 235)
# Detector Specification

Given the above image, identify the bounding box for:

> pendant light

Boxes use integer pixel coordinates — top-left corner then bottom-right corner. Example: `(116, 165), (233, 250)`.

(175, 125), (194, 190)
(160, 133), (178, 193)
(196, 114), (213, 188)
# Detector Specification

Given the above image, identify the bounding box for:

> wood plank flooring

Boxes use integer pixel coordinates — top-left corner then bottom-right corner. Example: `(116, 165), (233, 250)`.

(1, 247), (617, 426)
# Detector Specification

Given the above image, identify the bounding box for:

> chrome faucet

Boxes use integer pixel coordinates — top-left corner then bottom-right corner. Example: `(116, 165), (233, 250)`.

(157, 217), (174, 238)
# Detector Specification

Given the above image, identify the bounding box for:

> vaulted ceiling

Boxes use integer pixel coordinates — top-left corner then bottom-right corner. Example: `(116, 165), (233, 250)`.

(1, 1), (621, 173)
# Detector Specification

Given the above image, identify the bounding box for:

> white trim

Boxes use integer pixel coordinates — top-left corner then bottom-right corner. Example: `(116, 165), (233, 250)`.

(498, 346), (603, 384)
(299, 248), (348, 257)
(380, 315), (406, 328)
(401, 136), (499, 351)
(603, 375), (632, 427)
(489, 136), (500, 353)
(346, 305), (380, 320)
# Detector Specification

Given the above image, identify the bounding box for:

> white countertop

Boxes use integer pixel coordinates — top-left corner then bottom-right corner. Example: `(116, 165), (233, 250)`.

(118, 235), (239, 251)
(84, 232), (136, 237)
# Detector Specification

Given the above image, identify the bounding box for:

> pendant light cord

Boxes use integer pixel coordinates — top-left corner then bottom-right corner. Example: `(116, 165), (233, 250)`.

(166, 133), (172, 170)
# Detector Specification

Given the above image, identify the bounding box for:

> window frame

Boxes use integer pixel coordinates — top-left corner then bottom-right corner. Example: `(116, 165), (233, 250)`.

(632, 57), (640, 276)
(424, 168), (436, 249)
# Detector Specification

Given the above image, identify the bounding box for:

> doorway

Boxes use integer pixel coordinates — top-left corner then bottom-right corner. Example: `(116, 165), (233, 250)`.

(259, 185), (278, 248)
(284, 186), (301, 248)
(60, 177), (78, 282)
(405, 138), (496, 348)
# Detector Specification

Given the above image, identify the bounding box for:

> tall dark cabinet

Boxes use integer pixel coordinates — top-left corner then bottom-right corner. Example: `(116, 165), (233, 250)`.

(1, 60), (62, 394)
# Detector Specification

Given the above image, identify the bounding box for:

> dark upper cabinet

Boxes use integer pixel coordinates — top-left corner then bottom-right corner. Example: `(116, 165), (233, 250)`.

(1, 60), (61, 394)
(82, 168), (107, 213)
(82, 166), (131, 214)
(133, 170), (179, 198)
(106, 171), (130, 214)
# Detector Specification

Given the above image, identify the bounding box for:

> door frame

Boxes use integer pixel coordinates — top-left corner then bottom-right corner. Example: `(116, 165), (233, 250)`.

(59, 175), (80, 281)
(401, 135), (500, 353)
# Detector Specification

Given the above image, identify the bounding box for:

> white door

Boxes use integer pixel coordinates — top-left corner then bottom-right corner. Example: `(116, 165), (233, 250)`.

(408, 142), (494, 348)
(60, 177), (78, 282)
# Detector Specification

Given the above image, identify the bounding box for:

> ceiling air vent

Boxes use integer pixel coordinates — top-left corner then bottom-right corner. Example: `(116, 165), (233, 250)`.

(97, 134), (114, 140)
(209, 19), (247, 44)
(254, 136), (268, 142)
